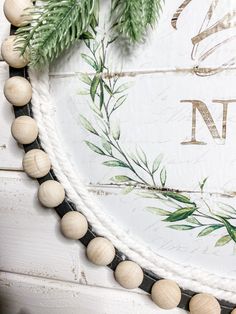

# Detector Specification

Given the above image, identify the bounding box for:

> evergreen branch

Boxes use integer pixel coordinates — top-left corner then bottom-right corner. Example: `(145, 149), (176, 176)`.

(111, 0), (164, 42)
(15, 0), (97, 68)
(142, 0), (164, 27)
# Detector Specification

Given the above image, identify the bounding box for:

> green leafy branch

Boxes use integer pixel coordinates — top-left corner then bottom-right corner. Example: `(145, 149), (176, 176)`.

(111, 0), (164, 42)
(15, 0), (97, 68)
(79, 34), (166, 190)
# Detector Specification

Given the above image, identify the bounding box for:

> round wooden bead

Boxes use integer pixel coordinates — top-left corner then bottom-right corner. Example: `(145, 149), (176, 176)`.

(38, 180), (65, 208)
(23, 149), (51, 178)
(189, 294), (221, 314)
(11, 116), (38, 144)
(151, 279), (181, 310)
(114, 261), (144, 289)
(86, 237), (115, 266)
(1, 36), (28, 68)
(4, 76), (32, 107)
(4, 0), (33, 27)
(60, 211), (88, 240)
(231, 309), (236, 314)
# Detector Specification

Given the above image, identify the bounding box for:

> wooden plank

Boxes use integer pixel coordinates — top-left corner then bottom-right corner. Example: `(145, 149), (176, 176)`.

(0, 271), (186, 314)
(0, 2), (10, 60)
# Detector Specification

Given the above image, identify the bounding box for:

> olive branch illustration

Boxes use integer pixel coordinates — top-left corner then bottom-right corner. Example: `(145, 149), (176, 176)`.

(79, 33), (236, 248)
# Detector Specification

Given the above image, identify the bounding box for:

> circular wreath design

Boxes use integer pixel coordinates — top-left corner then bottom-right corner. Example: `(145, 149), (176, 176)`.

(2, 6), (236, 314)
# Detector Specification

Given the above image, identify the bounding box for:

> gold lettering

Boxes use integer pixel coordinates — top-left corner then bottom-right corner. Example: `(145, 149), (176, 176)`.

(181, 99), (236, 145)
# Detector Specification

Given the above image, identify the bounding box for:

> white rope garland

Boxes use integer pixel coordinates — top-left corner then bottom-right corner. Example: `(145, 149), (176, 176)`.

(29, 67), (236, 304)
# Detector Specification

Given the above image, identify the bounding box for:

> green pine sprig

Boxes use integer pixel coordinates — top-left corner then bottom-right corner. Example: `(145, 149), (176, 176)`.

(111, 0), (164, 42)
(15, 0), (98, 68)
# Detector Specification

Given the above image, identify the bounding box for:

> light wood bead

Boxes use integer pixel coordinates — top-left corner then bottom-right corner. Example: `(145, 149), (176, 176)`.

(1, 36), (28, 68)
(4, 76), (32, 107)
(86, 237), (115, 266)
(11, 116), (38, 144)
(60, 211), (88, 240)
(151, 279), (181, 310)
(23, 149), (51, 178)
(189, 294), (221, 314)
(231, 309), (236, 314)
(38, 180), (65, 208)
(4, 0), (33, 27)
(114, 261), (143, 289)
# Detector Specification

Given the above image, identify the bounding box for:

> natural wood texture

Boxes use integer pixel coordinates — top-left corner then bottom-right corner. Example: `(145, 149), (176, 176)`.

(3, 0), (32, 27)
(60, 211), (88, 240)
(38, 180), (65, 208)
(114, 261), (144, 290)
(22, 149), (51, 178)
(151, 279), (182, 310)
(0, 271), (186, 314)
(189, 293), (221, 314)
(86, 237), (116, 266)
(11, 116), (38, 144)
(1, 35), (28, 68)
(4, 76), (32, 106)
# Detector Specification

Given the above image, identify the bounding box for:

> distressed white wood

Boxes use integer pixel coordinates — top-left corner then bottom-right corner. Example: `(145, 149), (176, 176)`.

(0, 0), (10, 60)
(0, 272), (186, 314)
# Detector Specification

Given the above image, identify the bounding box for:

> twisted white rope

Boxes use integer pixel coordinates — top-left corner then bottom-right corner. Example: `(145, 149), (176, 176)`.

(29, 67), (236, 304)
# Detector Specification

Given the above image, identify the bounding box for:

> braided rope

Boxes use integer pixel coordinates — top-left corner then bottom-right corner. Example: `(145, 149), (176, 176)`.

(29, 67), (236, 304)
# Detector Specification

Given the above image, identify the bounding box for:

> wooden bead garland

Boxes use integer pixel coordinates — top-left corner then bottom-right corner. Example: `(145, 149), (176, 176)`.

(38, 180), (65, 208)
(1, 35), (28, 68)
(86, 237), (115, 266)
(114, 260), (144, 289)
(23, 149), (51, 178)
(189, 293), (221, 314)
(11, 116), (38, 144)
(60, 211), (88, 240)
(4, 76), (32, 107)
(3, 0), (33, 27)
(151, 279), (181, 310)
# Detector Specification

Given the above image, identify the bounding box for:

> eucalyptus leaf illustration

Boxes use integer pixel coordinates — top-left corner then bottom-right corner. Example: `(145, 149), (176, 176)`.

(146, 207), (171, 216)
(111, 175), (134, 183)
(103, 160), (129, 168)
(168, 225), (196, 231)
(90, 75), (100, 101)
(85, 141), (105, 155)
(198, 225), (223, 237)
(162, 192), (194, 205)
(215, 235), (232, 247)
(164, 207), (196, 222)
(80, 115), (98, 135)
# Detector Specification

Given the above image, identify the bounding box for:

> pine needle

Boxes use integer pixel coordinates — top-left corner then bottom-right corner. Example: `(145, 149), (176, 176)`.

(15, 0), (97, 68)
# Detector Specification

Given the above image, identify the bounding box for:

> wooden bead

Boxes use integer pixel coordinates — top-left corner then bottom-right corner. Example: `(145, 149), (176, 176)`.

(114, 261), (144, 289)
(60, 211), (88, 240)
(189, 294), (221, 314)
(231, 309), (236, 314)
(4, 76), (32, 107)
(86, 237), (115, 266)
(38, 180), (65, 208)
(151, 279), (181, 310)
(1, 36), (28, 68)
(11, 116), (38, 144)
(23, 149), (51, 178)
(4, 0), (33, 27)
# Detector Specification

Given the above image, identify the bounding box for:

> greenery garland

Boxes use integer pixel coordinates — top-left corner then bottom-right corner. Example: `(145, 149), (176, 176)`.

(79, 31), (236, 249)
(15, 0), (164, 68)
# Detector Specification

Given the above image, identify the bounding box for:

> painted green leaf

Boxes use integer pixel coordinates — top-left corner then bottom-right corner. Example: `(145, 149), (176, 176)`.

(198, 225), (223, 237)
(165, 207), (196, 222)
(122, 185), (135, 194)
(79, 73), (92, 85)
(199, 177), (208, 192)
(146, 207), (171, 216)
(80, 115), (98, 135)
(160, 167), (167, 187)
(163, 192), (194, 205)
(218, 202), (236, 215)
(103, 160), (128, 168)
(136, 147), (147, 165)
(81, 53), (97, 70)
(104, 83), (113, 95)
(218, 217), (236, 243)
(113, 95), (127, 110)
(80, 31), (94, 40)
(85, 141), (105, 155)
(168, 225), (196, 231)
(90, 75), (100, 101)
(101, 138), (112, 154)
(111, 175), (133, 183)
(111, 122), (120, 140)
(186, 217), (201, 225)
(115, 82), (131, 94)
(215, 235), (232, 247)
(152, 154), (163, 174)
